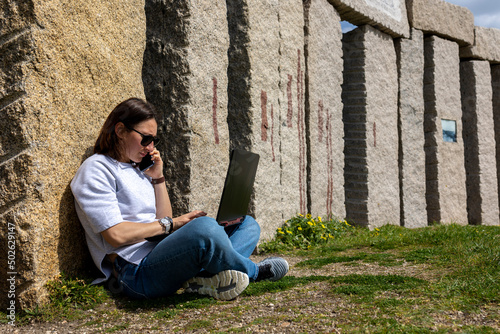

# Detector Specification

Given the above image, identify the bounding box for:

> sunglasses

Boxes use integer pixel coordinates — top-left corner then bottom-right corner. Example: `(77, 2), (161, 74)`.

(125, 125), (160, 147)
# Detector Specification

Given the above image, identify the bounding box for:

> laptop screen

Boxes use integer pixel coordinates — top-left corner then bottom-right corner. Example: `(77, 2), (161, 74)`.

(216, 149), (259, 226)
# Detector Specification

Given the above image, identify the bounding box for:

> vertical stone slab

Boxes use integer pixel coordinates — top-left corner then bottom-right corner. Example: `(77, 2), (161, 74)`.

(305, 0), (345, 218)
(1, 0), (147, 309)
(493, 66), (500, 219)
(226, 0), (306, 238)
(278, 0), (306, 219)
(461, 61), (499, 226)
(143, 0), (230, 216)
(395, 28), (427, 228)
(342, 25), (400, 228)
(424, 35), (467, 225)
(227, 0), (282, 240)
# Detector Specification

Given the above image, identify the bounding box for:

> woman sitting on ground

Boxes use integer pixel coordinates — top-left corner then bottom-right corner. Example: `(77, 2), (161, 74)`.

(70, 97), (288, 300)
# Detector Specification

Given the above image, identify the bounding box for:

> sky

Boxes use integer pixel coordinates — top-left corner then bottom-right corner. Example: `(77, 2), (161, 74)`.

(341, 0), (500, 32)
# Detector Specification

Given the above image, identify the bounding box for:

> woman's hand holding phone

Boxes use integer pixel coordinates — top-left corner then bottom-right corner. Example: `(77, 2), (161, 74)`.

(143, 149), (163, 179)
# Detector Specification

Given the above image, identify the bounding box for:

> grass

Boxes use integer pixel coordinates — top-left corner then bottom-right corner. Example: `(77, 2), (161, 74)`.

(2, 215), (499, 333)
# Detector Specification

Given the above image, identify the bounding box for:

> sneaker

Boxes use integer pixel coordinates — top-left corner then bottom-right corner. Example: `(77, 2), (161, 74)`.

(182, 270), (249, 301)
(255, 257), (289, 282)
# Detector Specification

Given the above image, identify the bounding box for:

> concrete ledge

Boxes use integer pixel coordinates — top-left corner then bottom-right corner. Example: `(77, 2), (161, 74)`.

(406, 0), (474, 46)
(329, 0), (410, 38)
(460, 27), (500, 64)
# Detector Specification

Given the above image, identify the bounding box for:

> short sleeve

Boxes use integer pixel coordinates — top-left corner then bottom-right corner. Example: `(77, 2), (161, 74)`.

(71, 157), (124, 234)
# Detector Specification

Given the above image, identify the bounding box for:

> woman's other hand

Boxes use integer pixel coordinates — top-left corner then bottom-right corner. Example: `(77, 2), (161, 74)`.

(173, 210), (207, 230)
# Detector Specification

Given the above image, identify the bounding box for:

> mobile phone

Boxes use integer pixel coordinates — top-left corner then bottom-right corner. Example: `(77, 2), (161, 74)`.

(139, 154), (155, 172)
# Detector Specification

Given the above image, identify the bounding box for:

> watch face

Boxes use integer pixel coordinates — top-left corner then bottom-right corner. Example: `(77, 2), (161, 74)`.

(160, 217), (173, 233)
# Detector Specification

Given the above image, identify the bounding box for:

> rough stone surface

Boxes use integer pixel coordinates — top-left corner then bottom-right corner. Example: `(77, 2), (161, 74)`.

(461, 61), (499, 226)
(226, 0), (282, 241)
(342, 25), (400, 228)
(329, 0), (410, 38)
(460, 27), (500, 64)
(226, 0), (306, 240)
(277, 1), (307, 222)
(424, 35), (467, 225)
(0, 0), (147, 309)
(493, 66), (500, 220)
(406, 0), (474, 46)
(142, 0), (230, 217)
(395, 28), (427, 228)
(305, 0), (345, 219)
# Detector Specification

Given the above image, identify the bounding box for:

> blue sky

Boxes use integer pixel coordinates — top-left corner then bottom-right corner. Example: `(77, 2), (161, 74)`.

(341, 0), (500, 32)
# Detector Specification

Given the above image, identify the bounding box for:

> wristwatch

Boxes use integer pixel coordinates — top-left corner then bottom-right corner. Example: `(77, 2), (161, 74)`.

(158, 216), (174, 235)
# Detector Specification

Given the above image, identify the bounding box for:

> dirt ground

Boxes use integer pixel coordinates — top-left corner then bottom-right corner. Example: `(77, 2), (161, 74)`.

(2, 255), (498, 333)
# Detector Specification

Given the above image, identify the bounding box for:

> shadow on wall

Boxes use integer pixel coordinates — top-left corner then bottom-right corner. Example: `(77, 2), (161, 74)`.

(57, 146), (96, 278)
(140, 0), (255, 215)
(141, 0), (192, 217)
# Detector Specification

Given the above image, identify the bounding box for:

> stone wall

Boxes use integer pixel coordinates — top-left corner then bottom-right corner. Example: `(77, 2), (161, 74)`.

(305, 0), (345, 219)
(424, 35), (468, 225)
(461, 60), (500, 226)
(2, 0), (500, 309)
(342, 25), (399, 227)
(493, 66), (500, 217)
(396, 28), (427, 228)
(142, 0), (230, 218)
(1, 0), (147, 309)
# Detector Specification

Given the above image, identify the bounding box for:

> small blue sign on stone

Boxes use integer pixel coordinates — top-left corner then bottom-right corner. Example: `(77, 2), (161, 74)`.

(442, 119), (457, 143)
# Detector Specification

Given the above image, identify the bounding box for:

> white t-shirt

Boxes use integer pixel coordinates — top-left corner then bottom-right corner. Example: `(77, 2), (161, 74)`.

(70, 154), (157, 284)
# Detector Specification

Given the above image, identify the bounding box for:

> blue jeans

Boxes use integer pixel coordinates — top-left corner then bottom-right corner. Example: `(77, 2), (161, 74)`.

(112, 215), (260, 299)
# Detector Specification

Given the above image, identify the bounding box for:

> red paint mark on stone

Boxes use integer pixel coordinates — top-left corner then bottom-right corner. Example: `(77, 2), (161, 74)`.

(261, 90), (268, 142)
(287, 74), (293, 128)
(271, 104), (276, 162)
(326, 109), (333, 215)
(297, 49), (306, 214)
(212, 77), (219, 144)
(318, 100), (324, 143)
(373, 122), (376, 147)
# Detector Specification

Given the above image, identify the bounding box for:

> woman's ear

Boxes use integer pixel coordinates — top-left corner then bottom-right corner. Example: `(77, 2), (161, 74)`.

(115, 122), (126, 139)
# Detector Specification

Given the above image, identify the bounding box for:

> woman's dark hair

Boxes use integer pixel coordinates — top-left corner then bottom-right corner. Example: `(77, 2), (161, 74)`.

(94, 98), (158, 160)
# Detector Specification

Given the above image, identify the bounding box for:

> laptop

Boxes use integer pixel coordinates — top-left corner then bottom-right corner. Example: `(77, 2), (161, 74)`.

(146, 149), (259, 241)
(216, 149), (259, 226)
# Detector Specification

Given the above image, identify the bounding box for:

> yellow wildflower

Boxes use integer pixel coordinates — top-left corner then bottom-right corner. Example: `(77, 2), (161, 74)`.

(286, 230), (293, 234)
(307, 221), (314, 226)
(298, 226), (303, 231)
(321, 224), (326, 229)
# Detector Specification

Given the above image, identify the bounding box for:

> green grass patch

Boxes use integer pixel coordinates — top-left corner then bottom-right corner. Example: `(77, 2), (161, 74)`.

(242, 275), (330, 296)
(104, 323), (130, 333)
(45, 273), (109, 310)
(329, 274), (427, 297)
(184, 319), (213, 331)
(295, 254), (367, 268)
